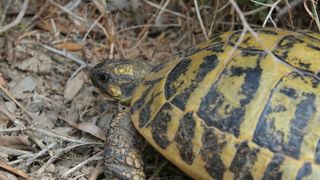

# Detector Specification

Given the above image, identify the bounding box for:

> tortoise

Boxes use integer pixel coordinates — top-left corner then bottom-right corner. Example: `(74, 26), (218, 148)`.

(90, 28), (320, 179)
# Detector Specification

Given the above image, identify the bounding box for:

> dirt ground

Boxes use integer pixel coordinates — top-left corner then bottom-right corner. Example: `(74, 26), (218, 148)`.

(0, 0), (318, 179)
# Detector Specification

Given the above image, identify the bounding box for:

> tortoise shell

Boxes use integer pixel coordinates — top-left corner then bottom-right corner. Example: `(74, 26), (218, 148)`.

(129, 28), (320, 179)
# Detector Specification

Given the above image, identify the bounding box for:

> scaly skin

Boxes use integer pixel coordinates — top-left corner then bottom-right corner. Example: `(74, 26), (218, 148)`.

(104, 112), (145, 179)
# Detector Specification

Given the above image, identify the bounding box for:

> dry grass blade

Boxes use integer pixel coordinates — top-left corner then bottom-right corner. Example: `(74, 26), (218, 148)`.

(0, 0), (12, 25)
(36, 142), (99, 175)
(276, 0), (303, 18)
(26, 142), (57, 166)
(39, 44), (86, 66)
(0, 0), (29, 33)
(0, 146), (32, 156)
(61, 152), (104, 178)
(0, 85), (33, 120)
(144, 0), (187, 19)
(194, 0), (209, 40)
(304, 0), (320, 31)
(47, 0), (86, 22)
(0, 106), (50, 153)
(155, 0), (170, 25)
(262, 0), (282, 27)
(88, 161), (103, 180)
(30, 127), (89, 143)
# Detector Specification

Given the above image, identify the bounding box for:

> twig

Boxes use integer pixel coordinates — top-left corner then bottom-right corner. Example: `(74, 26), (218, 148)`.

(0, 106), (49, 153)
(262, 0), (282, 27)
(243, 5), (269, 16)
(194, 0), (209, 40)
(0, 0), (13, 26)
(64, 0), (82, 11)
(0, 0), (29, 33)
(0, 146), (32, 156)
(0, 85), (33, 119)
(155, 0), (170, 25)
(128, 30), (148, 53)
(39, 43), (86, 67)
(7, 159), (24, 166)
(0, 127), (26, 133)
(26, 142), (57, 166)
(304, 0), (320, 31)
(208, 0), (220, 37)
(30, 127), (94, 144)
(149, 159), (168, 179)
(31, 0), (50, 21)
(276, 0), (303, 18)
(144, 0), (187, 19)
(62, 152), (104, 178)
(82, 13), (104, 42)
(88, 161), (103, 180)
(225, 28), (248, 64)
(119, 23), (181, 33)
(48, 0), (86, 22)
(109, 20), (116, 60)
(0, 162), (29, 180)
(36, 142), (99, 175)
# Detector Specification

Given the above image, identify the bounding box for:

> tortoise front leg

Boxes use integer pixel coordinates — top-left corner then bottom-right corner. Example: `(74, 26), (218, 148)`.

(104, 112), (145, 180)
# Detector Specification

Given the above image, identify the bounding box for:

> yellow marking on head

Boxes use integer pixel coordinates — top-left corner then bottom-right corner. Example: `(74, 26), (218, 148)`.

(107, 84), (122, 97)
(114, 66), (134, 76)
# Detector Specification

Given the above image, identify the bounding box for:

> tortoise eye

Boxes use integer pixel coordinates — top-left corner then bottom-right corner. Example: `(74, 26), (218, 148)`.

(99, 73), (110, 82)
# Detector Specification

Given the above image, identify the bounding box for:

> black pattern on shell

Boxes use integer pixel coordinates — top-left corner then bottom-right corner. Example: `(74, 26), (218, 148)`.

(262, 154), (284, 180)
(174, 112), (196, 165)
(229, 141), (259, 180)
(253, 73), (316, 159)
(197, 52), (264, 137)
(149, 103), (173, 149)
(200, 127), (226, 179)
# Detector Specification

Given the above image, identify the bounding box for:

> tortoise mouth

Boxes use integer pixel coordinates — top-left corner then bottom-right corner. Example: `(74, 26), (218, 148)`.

(103, 85), (132, 106)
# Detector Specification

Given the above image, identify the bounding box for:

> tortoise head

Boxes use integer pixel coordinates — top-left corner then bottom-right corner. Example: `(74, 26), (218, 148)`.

(90, 59), (152, 105)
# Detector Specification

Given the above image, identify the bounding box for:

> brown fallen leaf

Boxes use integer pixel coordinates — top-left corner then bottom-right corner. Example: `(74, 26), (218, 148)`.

(64, 71), (85, 102)
(0, 73), (6, 86)
(0, 135), (31, 150)
(59, 115), (106, 141)
(0, 162), (29, 180)
(0, 116), (10, 129)
(54, 42), (84, 51)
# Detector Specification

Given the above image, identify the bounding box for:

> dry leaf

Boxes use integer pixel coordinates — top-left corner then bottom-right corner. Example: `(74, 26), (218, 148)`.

(9, 76), (36, 99)
(0, 73), (6, 86)
(0, 115), (10, 129)
(16, 53), (52, 73)
(54, 42), (84, 51)
(0, 135), (31, 150)
(64, 72), (84, 102)
(61, 117), (106, 141)
(73, 122), (106, 141)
